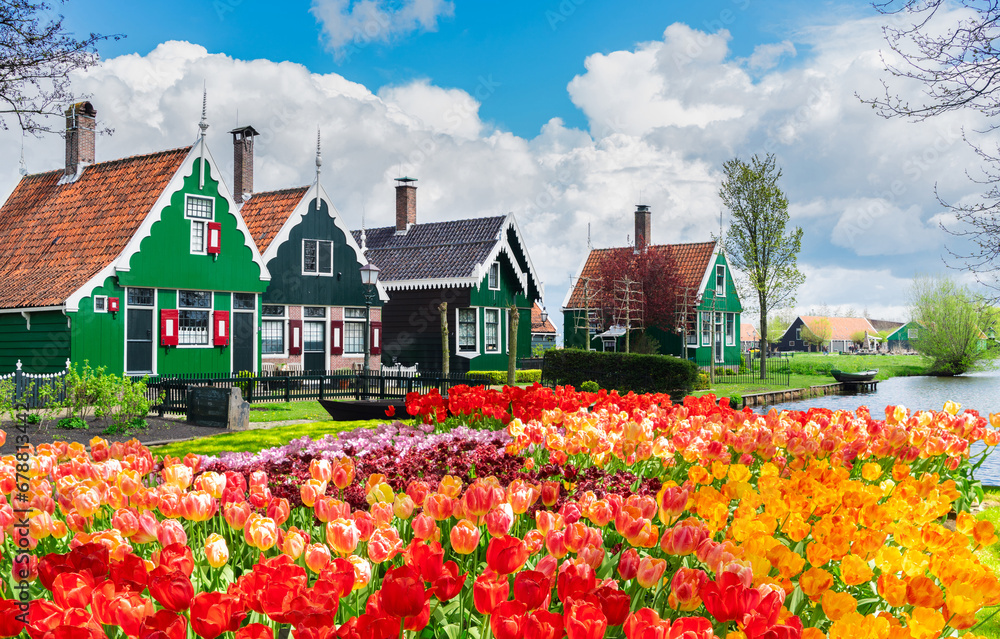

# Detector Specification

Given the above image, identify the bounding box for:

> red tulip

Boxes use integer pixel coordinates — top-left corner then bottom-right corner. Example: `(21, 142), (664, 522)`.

(380, 566), (427, 620)
(190, 592), (246, 639)
(114, 593), (157, 637)
(513, 570), (550, 610)
(618, 548), (639, 581)
(486, 535), (529, 575)
(158, 544), (194, 577)
(0, 599), (26, 638)
(700, 572), (758, 625)
(235, 623), (273, 639)
(596, 585), (631, 626)
(429, 561), (467, 603)
(110, 553), (149, 592)
(525, 609), (565, 639)
(624, 608), (670, 639)
(492, 601), (528, 639)
(138, 609), (187, 639)
(564, 598), (607, 639)
(474, 574), (510, 615)
(148, 567), (194, 612)
(51, 571), (95, 609)
(556, 562), (596, 602)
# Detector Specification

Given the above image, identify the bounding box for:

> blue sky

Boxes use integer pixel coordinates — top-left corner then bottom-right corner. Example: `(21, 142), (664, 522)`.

(5, 0), (987, 329)
(63, 0), (868, 137)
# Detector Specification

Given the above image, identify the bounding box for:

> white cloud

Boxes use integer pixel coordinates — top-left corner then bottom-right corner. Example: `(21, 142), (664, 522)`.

(310, 0), (454, 53)
(3, 6), (997, 340)
(746, 41), (796, 71)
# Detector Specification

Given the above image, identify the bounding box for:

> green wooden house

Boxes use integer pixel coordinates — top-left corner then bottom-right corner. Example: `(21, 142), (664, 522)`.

(350, 179), (543, 373)
(562, 205), (743, 364)
(238, 127), (389, 373)
(885, 321), (922, 353)
(0, 102), (269, 375)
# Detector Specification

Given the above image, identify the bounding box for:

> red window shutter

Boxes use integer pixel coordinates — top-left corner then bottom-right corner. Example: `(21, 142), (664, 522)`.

(371, 321), (382, 355)
(289, 319), (303, 356)
(331, 321), (344, 355)
(160, 309), (179, 346)
(213, 310), (230, 346)
(207, 222), (222, 254)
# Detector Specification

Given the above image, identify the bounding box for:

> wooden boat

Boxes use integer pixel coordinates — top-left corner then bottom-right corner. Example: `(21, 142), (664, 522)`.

(319, 399), (407, 421)
(831, 369), (878, 383)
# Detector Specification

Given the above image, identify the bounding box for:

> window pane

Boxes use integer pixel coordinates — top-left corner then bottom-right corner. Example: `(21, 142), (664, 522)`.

(233, 293), (255, 310)
(127, 288), (154, 306)
(459, 308), (477, 352)
(179, 290), (211, 308)
(701, 312), (710, 346)
(191, 221), (205, 253)
(186, 196), (213, 219)
(262, 320), (284, 354)
(262, 305), (285, 317)
(303, 322), (325, 351)
(179, 310), (209, 345)
(303, 240), (317, 273)
(345, 322), (364, 354)
(345, 308), (366, 319)
(304, 307), (326, 318)
(489, 263), (499, 289)
(318, 241), (332, 274)
(485, 309), (499, 351)
(94, 297), (106, 312)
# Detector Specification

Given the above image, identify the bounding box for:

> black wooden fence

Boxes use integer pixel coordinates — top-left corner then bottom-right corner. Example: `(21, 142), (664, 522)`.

(693, 352), (791, 386)
(145, 369), (475, 415)
(0, 360), (70, 409)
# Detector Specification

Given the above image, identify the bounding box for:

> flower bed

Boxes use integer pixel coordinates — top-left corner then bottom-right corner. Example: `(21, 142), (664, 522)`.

(0, 388), (997, 639)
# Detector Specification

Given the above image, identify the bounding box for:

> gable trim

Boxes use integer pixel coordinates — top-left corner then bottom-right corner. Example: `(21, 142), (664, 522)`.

(561, 251), (593, 311)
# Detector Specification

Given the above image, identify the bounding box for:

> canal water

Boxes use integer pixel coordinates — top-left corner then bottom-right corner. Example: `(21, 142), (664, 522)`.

(756, 367), (1000, 485)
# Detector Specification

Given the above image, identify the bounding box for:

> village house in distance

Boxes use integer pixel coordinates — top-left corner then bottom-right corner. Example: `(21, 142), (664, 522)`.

(352, 179), (543, 372)
(562, 204), (743, 365)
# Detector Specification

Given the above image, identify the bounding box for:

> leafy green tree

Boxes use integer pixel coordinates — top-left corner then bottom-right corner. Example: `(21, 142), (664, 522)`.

(720, 154), (805, 377)
(909, 276), (991, 375)
(801, 318), (832, 352)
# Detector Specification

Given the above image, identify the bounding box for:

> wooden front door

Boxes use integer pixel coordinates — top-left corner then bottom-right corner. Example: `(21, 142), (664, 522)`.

(126, 309), (154, 374)
(303, 321), (326, 372)
(232, 312), (254, 373)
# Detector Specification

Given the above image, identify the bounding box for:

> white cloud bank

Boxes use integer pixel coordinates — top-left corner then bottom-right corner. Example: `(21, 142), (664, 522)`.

(311, 0), (454, 54)
(3, 8), (994, 334)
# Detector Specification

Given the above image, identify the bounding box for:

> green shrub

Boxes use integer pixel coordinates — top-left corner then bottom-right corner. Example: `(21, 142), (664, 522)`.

(729, 395), (742, 408)
(542, 349), (698, 396)
(631, 332), (661, 355)
(696, 373), (710, 390)
(103, 417), (148, 437)
(57, 416), (87, 430)
(234, 370), (256, 401)
(465, 369), (542, 385)
(579, 380), (600, 393)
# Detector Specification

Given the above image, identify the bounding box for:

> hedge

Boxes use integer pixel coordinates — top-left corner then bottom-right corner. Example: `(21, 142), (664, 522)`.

(541, 349), (698, 396)
(465, 369), (542, 385)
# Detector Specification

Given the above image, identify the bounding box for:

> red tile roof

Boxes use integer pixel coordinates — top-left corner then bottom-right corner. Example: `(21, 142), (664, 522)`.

(0, 148), (191, 309)
(564, 241), (716, 309)
(531, 302), (556, 333)
(741, 323), (760, 342)
(241, 187), (310, 254)
(799, 316), (878, 341)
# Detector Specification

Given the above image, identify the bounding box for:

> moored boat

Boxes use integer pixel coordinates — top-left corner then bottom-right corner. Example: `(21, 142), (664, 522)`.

(831, 369), (878, 383)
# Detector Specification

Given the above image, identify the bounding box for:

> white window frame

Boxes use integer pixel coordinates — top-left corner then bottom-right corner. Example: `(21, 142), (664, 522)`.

(93, 295), (108, 314)
(700, 312), (711, 347)
(185, 195), (214, 256)
(725, 313), (735, 346)
(302, 239), (334, 277)
(344, 307), (366, 357)
(484, 308), (500, 353)
(908, 328), (918, 340)
(457, 307), (479, 357)
(177, 290), (213, 349)
(261, 306), (287, 358)
(715, 264), (725, 297)
(488, 262), (500, 291)
(795, 327), (801, 342)
(124, 288), (157, 376)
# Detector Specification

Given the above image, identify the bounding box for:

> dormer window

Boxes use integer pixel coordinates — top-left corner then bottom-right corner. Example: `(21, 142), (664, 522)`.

(488, 262), (500, 290)
(186, 195), (214, 254)
(303, 239), (333, 276)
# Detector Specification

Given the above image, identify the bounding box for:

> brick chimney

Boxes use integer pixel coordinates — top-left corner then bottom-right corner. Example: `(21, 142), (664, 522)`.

(395, 177), (417, 234)
(65, 102), (96, 176)
(635, 204), (651, 251)
(229, 125), (259, 202)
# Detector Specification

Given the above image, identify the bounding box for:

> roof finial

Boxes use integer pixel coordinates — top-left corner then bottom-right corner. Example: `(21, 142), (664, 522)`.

(199, 83), (209, 138)
(314, 127), (322, 210)
(18, 133), (27, 176)
(587, 222), (592, 250)
(360, 201), (368, 253)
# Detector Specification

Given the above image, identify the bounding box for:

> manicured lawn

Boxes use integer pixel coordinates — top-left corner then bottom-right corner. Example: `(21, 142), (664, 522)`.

(149, 418), (389, 458)
(784, 352), (930, 380)
(693, 373), (834, 400)
(248, 400), (329, 422)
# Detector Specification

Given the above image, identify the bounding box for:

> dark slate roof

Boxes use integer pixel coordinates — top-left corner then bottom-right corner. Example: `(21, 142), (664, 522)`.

(868, 318), (904, 333)
(351, 216), (507, 283)
(0, 147), (191, 309)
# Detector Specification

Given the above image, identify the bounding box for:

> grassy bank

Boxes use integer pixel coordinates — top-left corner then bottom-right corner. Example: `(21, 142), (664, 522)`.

(248, 400), (328, 422)
(784, 352), (931, 380)
(150, 418), (387, 458)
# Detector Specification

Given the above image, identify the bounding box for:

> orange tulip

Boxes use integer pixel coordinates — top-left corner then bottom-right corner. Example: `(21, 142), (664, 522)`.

(822, 590), (858, 621)
(508, 480), (540, 514)
(907, 575), (944, 609)
(541, 481), (560, 507)
(331, 457), (355, 489)
(439, 475), (463, 499)
(300, 480), (326, 508)
(368, 527), (403, 564)
(636, 557), (666, 589)
(840, 553), (873, 585)
(281, 529), (307, 560)
(326, 518), (360, 556)
(800, 567), (834, 600)
(310, 459), (333, 482)
(425, 493), (454, 521)
(245, 516), (278, 551)
(412, 513), (439, 541)
(305, 543), (332, 573)
(199, 472), (226, 499)
(393, 493), (416, 520)
(486, 504), (515, 537)
(223, 501), (251, 530)
(450, 519), (481, 555)
(162, 464), (193, 490)
(157, 518), (187, 547)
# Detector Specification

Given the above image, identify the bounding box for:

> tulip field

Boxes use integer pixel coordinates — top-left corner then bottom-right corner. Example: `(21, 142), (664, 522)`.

(1, 383), (999, 639)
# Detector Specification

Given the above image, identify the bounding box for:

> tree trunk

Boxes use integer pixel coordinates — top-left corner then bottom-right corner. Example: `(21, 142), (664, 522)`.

(758, 293), (768, 380)
(438, 303), (449, 375)
(508, 306), (519, 386)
